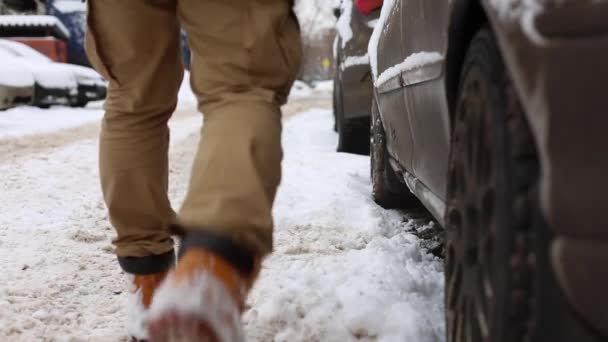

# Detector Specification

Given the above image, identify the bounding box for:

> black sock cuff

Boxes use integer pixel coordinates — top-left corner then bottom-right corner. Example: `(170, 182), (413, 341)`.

(179, 230), (256, 277)
(117, 250), (175, 275)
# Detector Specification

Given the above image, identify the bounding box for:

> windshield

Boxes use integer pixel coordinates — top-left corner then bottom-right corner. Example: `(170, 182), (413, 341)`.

(0, 40), (52, 63)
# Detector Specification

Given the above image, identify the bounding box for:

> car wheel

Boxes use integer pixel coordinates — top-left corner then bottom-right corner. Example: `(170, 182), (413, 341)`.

(370, 97), (418, 209)
(71, 99), (88, 108)
(445, 27), (598, 342)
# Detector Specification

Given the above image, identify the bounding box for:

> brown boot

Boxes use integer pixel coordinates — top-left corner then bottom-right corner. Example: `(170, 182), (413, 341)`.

(147, 248), (255, 342)
(127, 272), (169, 342)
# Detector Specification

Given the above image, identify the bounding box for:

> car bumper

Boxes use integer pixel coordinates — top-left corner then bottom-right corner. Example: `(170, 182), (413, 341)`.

(0, 85), (34, 109)
(34, 84), (73, 106)
(78, 83), (107, 102)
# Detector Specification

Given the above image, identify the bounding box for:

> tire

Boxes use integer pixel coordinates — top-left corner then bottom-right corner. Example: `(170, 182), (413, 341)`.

(445, 27), (603, 342)
(71, 99), (88, 108)
(370, 97), (418, 209)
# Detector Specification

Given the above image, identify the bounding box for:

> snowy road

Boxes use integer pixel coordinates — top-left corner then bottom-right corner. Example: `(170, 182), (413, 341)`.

(0, 88), (445, 341)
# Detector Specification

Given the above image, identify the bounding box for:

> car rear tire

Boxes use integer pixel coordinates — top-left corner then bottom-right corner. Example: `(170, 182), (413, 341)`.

(445, 27), (603, 342)
(370, 97), (418, 209)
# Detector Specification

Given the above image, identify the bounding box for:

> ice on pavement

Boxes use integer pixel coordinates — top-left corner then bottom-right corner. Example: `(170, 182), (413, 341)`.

(0, 81), (444, 341)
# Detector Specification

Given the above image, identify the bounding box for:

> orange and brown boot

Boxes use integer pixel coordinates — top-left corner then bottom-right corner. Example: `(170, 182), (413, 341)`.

(118, 250), (176, 342)
(127, 271), (170, 342)
(147, 232), (258, 342)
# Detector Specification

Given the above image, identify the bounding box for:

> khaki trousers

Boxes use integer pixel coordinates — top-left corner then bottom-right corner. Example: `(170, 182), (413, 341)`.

(86, 0), (301, 260)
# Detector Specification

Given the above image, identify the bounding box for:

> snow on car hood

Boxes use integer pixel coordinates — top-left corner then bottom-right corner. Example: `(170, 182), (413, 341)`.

(18, 60), (78, 89)
(0, 60), (35, 87)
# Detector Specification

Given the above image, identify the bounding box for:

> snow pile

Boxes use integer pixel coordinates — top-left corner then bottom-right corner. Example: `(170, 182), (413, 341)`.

(374, 52), (444, 87)
(368, 0), (397, 80)
(0, 106), (102, 140)
(244, 109), (445, 341)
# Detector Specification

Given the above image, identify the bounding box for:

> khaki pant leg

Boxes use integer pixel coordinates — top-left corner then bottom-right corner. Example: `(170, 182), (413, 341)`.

(177, 0), (302, 258)
(86, 0), (183, 258)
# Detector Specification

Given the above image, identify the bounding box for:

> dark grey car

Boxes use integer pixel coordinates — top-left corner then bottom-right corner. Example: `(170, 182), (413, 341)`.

(370, 1), (608, 341)
(333, 0), (379, 155)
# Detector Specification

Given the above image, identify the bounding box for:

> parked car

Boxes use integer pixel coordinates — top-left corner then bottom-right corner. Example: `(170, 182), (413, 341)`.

(333, 0), (380, 154)
(0, 47), (77, 108)
(0, 39), (106, 107)
(369, 1), (608, 341)
(0, 60), (35, 110)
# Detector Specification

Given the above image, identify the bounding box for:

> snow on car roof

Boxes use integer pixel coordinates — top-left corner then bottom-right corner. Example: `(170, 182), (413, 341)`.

(52, 0), (87, 13)
(0, 15), (70, 39)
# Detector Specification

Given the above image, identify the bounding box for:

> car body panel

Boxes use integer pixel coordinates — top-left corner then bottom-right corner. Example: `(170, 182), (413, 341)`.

(398, 0), (450, 201)
(335, 1), (378, 120)
(374, 2), (416, 173)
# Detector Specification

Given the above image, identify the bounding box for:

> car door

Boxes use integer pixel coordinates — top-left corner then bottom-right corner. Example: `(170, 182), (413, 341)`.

(375, 0), (416, 174)
(399, 0), (450, 202)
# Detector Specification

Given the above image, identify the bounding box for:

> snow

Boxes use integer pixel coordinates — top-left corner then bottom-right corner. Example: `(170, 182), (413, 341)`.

(0, 15), (70, 38)
(343, 53), (370, 69)
(245, 110), (445, 341)
(0, 78), (444, 340)
(336, 0), (354, 48)
(368, 0), (397, 80)
(52, 0), (87, 13)
(0, 106), (102, 140)
(374, 52), (444, 87)
(313, 80), (334, 92)
(0, 48), (77, 89)
(178, 71), (197, 109)
(0, 39), (51, 63)
(0, 62), (34, 88)
(289, 80), (313, 99)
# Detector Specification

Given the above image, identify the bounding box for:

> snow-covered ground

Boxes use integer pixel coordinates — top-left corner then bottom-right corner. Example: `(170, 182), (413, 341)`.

(0, 82), (444, 341)
(0, 103), (103, 140)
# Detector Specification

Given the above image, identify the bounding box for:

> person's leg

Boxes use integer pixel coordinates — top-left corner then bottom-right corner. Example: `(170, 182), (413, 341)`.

(87, 0), (182, 270)
(85, 0), (183, 340)
(148, 0), (301, 339)
(176, 0), (302, 263)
